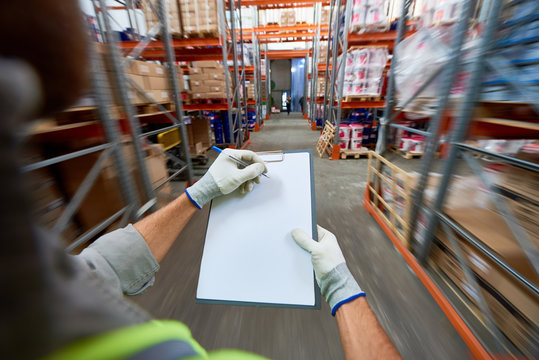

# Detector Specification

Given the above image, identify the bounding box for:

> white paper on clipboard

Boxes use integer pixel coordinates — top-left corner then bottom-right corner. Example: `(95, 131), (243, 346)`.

(196, 150), (319, 308)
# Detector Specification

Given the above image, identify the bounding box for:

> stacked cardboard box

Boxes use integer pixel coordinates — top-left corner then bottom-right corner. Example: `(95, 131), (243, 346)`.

(179, 0), (219, 37)
(431, 230), (538, 357)
(246, 81), (255, 99)
(189, 61), (227, 99)
(186, 115), (213, 154)
(56, 139), (171, 236)
(279, 10), (296, 26)
(142, 0), (182, 35)
(321, 7), (330, 25)
(319, 43), (330, 63)
(95, 43), (189, 105)
(316, 81), (326, 97)
(408, 171), (539, 356)
(493, 162), (539, 238)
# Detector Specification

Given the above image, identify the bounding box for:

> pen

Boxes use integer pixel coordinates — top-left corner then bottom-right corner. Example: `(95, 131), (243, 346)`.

(211, 146), (269, 178)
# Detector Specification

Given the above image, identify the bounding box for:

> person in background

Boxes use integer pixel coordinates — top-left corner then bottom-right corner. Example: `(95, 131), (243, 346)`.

(286, 96), (291, 115)
(299, 95), (305, 113)
(1, 1), (403, 359)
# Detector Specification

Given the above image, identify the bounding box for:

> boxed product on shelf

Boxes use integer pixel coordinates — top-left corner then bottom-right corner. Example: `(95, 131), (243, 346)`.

(206, 72), (225, 80)
(147, 76), (169, 91)
(394, 26), (452, 112)
(193, 60), (224, 69)
(186, 115), (213, 153)
(342, 47), (388, 97)
(287, 10), (296, 26)
(55, 139), (170, 235)
(190, 85), (210, 93)
(207, 92), (227, 99)
(25, 161), (81, 246)
(321, 7), (330, 25)
(142, 0), (182, 35)
(188, 66), (202, 75)
(149, 89), (171, 103)
(431, 232), (538, 357)
(350, 0), (389, 33)
(179, 0), (219, 36)
(420, 0), (463, 27)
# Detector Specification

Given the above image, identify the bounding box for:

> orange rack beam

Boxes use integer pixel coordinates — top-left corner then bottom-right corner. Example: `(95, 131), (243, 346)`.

(254, 24), (329, 33)
(119, 38), (221, 50)
(183, 103), (229, 111)
(248, 31), (328, 40)
(234, 0), (328, 5)
(341, 100), (385, 108)
(267, 49), (310, 59)
(348, 30), (398, 43)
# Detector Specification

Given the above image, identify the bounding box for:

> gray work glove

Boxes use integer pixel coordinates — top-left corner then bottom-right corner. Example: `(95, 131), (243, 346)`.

(292, 225), (365, 315)
(185, 149), (267, 209)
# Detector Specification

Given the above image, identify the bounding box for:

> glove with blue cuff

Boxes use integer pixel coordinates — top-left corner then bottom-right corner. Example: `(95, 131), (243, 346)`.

(292, 225), (365, 316)
(185, 149), (267, 209)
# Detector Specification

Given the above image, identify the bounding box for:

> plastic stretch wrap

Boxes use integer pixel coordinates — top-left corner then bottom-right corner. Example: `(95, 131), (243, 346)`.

(342, 47), (388, 96)
(350, 0), (389, 33)
(394, 26), (453, 115)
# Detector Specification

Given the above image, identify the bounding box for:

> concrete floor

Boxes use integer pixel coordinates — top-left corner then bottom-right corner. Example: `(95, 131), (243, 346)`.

(133, 113), (470, 359)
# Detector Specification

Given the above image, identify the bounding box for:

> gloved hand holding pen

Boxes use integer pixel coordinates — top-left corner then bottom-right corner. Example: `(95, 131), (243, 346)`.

(185, 148), (267, 209)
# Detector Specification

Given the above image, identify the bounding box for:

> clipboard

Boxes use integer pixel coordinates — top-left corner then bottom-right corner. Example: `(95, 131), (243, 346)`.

(196, 149), (320, 309)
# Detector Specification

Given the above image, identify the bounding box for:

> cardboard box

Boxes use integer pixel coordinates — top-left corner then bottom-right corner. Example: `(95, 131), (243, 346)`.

(191, 93), (206, 99)
(205, 72), (225, 81)
(142, 0), (181, 35)
(190, 85), (210, 93)
(146, 63), (166, 77)
(203, 68), (225, 76)
(128, 60), (152, 76)
(189, 74), (208, 82)
(209, 86), (222, 92)
(128, 74), (149, 91)
(127, 90), (148, 105)
(188, 67), (202, 75)
(205, 80), (225, 87)
(147, 76), (170, 90)
(431, 242), (538, 356)
(149, 90), (170, 103)
(57, 140), (172, 234)
(194, 61), (222, 68)
(189, 79), (204, 88)
(207, 92), (227, 99)
(435, 230), (538, 325)
(144, 147), (171, 194)
(445, 206), (538, 282)
(186, 117), (212, 153)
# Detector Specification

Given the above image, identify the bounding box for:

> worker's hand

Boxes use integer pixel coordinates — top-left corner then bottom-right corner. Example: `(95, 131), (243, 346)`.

(185, 149), (267, 209)
(292, 225), (365, 316)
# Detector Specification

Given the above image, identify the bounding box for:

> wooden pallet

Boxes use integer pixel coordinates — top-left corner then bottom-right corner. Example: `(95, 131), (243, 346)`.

(136, 102), (174, 114)
(349, 24), (390, 34)
(399, 150), (423, 159)
(340, 149), (370, 159)
(343, 95), (382, 102)
(316, 121), (335, 158)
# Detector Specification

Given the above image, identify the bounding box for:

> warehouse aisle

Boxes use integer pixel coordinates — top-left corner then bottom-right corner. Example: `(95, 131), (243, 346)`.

(133, 113), (470, 360)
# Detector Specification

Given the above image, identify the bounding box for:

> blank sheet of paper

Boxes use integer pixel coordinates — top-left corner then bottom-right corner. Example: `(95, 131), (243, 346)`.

(196, 151), (318, 308)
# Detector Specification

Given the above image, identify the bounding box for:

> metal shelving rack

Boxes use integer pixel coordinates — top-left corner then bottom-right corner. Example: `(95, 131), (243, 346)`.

(366, 0), (539, 357)
(21, 0), (196, 252)
(308, 2), (322, 128)
(219, 0), (249, 148)
(325, 0), (353, 145)
(251, 6), (265, 129)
